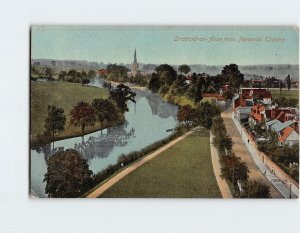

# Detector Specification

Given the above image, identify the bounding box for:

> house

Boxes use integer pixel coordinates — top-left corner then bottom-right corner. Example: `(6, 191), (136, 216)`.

(249, 104), (267, 126)
(233, 88), (272, 109)
(278, 127), (299, 146)
(265, 119), (299, 146)
(98, 69), (108, 76)
(233, 88), (272, 122)
(270, 108), (297, 122)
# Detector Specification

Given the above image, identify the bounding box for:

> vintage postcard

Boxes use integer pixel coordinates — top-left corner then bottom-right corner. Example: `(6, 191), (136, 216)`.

(30, 26), (299, 198)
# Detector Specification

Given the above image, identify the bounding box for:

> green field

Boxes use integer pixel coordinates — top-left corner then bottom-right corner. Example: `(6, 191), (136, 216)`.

(30, 82), (109, 139)
(270, 89), (299, 100)
(100, 129), (222, 198)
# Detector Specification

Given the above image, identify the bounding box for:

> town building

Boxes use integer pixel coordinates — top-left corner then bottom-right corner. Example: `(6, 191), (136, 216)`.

(130, 48), (139, 77)
(233, 88), (272, 122)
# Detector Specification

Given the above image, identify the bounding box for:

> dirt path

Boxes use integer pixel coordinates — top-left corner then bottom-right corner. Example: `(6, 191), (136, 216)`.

(221, 111), (283, 198)
(210, 132), (233, 198)
(86, 128), (197, 198)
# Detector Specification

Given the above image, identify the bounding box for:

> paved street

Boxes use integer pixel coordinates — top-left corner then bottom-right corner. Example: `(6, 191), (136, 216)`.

(221, 111), (283, 198)
(231, 112), (299, 199)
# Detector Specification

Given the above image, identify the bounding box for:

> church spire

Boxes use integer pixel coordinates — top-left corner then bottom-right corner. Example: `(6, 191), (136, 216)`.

(134, 48), (137, 63)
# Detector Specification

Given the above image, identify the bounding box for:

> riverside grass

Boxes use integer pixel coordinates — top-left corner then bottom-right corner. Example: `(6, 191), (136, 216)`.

(30, 82), (109, 140)
(100, 129), (222, 198)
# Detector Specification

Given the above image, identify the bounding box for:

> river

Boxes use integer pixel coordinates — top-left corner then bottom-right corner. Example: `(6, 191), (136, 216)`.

(30, 78), (178, 197)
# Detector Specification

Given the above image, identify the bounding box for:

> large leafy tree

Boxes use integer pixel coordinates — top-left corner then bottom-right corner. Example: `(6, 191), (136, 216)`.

(44, 149), (93, 198)
(109, 84), (136, 113)
(44, 105), (66, 148)
(155, 64), (177, 86)
(193, 102), (221, 129)
(221, 154), (249, 187)
(178, 64), (191, 75)
(70, 102), (96, 133)
(221, 64), (244, 90)
(148, 73), (160, 93)
(177, 104), (195, 128)
(92, 98), (119, 133)
(240, 179), (270, 198)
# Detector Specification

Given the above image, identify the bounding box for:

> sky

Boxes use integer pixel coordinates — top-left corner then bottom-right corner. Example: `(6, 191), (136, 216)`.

(31, 26), (299, 66)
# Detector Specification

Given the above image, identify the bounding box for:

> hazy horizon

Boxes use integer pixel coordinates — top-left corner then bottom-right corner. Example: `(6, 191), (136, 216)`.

(31, 26), (299, 66)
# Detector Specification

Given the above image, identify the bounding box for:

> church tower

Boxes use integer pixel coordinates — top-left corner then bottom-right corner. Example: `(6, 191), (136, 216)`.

(131, 48), (139, 77)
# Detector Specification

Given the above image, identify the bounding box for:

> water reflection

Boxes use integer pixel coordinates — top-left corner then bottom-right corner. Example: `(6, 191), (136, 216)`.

(31, 77), (178, 197)
(40, 123), (135, 163)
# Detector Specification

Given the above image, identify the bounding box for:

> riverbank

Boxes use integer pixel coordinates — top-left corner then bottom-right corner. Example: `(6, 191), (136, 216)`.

(30, 81), (125, 147)
(106, 80), (147, 91)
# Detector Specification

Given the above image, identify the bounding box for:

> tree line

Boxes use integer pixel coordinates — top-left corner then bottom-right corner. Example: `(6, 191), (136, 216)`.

(30, 66), (97, 84)
(148, 63), (243, 104)
(34, 84), (136, 149)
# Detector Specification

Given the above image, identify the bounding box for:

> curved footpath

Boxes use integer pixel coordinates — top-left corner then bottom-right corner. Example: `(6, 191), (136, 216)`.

(222, 110), (283, 198)
(86, 128), (197, 198)
(209, 132), (233, 198)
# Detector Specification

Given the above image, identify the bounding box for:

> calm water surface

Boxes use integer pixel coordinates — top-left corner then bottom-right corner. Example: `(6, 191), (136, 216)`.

(30, 78), (178, 197)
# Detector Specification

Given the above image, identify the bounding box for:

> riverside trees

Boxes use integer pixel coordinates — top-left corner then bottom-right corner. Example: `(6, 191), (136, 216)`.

(44, 105), (66, 148)
(44, 149), (93, 198)
(70, 102), (96, 134)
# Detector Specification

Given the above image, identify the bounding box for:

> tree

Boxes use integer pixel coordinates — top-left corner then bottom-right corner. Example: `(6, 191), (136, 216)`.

(221, 64), (244, 90)
(44, 105), (66, 148)
(45, 68), (53, 81)
(240, 179), (270, 198)
(70, 102), (96, 133)
(222, 90), (235, 101)
(193, 102), (220, 128)
(221, 154), (249, 188)
(286, 74), (291, 90)
(148, 73), (160, 93)
(88, 70), (96, 78)
(109, 84), (136, 113)
(155, 64), (177, 86)
(279, 81), (283, 94)
(177, 105), (195, 128)
(58, 71), (67, 81)
(44, 149), (93, 198)
(159, 84), (170, 97)
(178, 64), (191, 75)
(92, 98), (119, 133)
(194, 79), (203, 103)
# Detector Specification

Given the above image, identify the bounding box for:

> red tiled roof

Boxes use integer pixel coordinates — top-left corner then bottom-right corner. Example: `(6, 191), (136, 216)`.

(250, 104), (265, 123)
(202, 93), (225, 101)
(278, 127), (294, 142)
(241, 89), (272, 99)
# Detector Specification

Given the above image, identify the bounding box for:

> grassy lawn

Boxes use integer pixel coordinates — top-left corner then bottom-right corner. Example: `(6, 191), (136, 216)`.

(100, 129), (222, 198)
(30, 82), (109, 139)
(270, 89), (299, 100)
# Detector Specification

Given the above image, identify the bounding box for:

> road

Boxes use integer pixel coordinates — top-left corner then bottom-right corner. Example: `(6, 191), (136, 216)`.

(86, 128), (197, 198)
(222, 110), (283, 198)
(231, 112), (299, 198)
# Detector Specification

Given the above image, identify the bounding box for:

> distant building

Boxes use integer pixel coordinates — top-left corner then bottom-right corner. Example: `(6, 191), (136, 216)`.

(130, 48), (139, 77)
(98, 69), (108, 76)
(233, 88), (272, 122)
